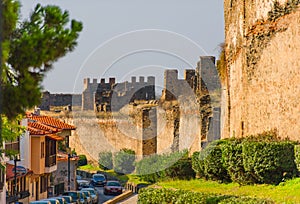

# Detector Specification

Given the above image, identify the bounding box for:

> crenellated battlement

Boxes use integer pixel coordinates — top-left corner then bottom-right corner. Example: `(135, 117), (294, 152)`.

(82, 75), (156, 111)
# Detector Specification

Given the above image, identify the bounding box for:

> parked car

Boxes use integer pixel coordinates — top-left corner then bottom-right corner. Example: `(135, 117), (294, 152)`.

(78, 191), (88, 204)
(90, 174), (106, 187)
(63, 191), (82, 204)
(81, 188), (98, 204)
(77, 179), (91, 190)
(29, 201), (51, 204)
(52, 197), (67, 204)
(80, 190), (92, 204)
(76, 175), (82, 180)
(61, 195), (77, 204)
(103, 180), (123, 195)
(41, 198), (60, 204)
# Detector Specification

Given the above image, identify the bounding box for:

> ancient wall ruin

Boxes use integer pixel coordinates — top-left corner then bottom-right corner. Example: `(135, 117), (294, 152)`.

(223, 0), (300, 140)
(40, 54), (221, 163)
(39, 91), (81, 111)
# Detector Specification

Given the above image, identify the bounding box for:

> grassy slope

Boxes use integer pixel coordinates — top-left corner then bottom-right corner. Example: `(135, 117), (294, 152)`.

(155, 178), (300, 204)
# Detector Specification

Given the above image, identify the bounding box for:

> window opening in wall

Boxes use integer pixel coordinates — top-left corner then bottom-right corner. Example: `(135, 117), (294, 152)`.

(41, 142), (45, 158)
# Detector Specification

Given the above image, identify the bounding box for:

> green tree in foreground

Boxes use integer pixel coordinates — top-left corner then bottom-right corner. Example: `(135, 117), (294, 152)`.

(0, 0), (82, 163)
(2, 1), (83, 119)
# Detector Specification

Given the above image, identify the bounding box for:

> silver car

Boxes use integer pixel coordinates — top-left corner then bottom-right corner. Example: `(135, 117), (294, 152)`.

(81, 188), (98, 204)
(79, 190), (92, 204)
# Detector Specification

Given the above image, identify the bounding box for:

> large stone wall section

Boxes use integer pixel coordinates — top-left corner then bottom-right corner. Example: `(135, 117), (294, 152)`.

(223, 0), (300, 139)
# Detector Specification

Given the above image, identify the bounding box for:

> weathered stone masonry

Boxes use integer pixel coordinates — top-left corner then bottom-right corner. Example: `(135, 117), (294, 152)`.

(223, 0), (300, 140)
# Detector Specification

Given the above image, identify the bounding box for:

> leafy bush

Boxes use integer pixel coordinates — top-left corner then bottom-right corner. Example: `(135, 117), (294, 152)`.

(295, 145), (300, 173)
(218, 196), (274, 204)
(221, 139), (255, 185)
(98, 151), (113, 170)
(78, 154), (87, 166)
(165, 157), (195, 180)
(113, 148), (135, 174)
(242, 140), (297, 184)
(138, 188), (273, 204)
(135, 150), (190, 183)
(202, 140), (230, 182)
(192, 151), (205, 178)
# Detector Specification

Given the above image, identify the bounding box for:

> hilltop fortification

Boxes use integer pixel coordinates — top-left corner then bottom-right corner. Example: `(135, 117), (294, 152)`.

(222, 0), (300, 139)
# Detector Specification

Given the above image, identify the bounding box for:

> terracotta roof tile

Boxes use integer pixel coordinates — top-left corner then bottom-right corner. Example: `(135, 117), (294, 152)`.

(27, 126), (47, 135)
(29, 115), (76, 130)
(28, 121), (60, 133)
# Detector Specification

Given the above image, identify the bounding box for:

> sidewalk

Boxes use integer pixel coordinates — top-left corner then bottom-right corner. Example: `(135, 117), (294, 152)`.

(117, 194), (138, 204)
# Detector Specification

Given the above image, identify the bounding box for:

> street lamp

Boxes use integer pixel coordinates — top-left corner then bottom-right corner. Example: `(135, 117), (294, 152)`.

(66, 136), (71, 191)
(14, 154), (21, 200)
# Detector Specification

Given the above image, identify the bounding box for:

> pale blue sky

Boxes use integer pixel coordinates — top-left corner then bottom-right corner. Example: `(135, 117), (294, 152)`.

(20, 0), (224, 93)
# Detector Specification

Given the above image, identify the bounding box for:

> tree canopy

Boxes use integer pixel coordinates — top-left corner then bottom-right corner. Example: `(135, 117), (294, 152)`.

(2, 1), (83, 120)
(0, 1), (83, 157)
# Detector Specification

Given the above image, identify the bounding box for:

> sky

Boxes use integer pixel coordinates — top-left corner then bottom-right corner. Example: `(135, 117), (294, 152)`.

(20, 0), (224, 94)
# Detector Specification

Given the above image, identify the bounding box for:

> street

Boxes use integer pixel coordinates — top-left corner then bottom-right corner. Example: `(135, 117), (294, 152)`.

(94, 186), (120, 204)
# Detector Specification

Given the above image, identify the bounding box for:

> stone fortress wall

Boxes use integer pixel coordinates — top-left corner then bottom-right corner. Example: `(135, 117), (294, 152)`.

(40, 56), (221, 162)
(222, 0), (300, 140)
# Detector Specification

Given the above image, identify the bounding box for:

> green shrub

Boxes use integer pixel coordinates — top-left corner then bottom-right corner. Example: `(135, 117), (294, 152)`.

(135, 150), (189, 183)
(294, 145), (300, 173)
(165, 157), (195, 180)
(202, 140), (230, 182)
(138, 188), (273, 204)
(192, 151), (205, 178)
(98, 151), (113, 170)
(78, 154), (87, 166)
(242, 141), (297, 184)
(221, 139), (255, 185)
(113, 148), (135, 174)
(219, 196), (274, 204)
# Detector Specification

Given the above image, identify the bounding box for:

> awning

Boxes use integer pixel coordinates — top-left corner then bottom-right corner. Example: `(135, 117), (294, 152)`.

(6, 163), (33, 181)
(46, 134), (64, 141)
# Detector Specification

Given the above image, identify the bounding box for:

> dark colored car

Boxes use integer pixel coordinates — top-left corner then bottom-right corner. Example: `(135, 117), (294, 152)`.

(90, 174), (106, 187)
(103, 180), (123, 195)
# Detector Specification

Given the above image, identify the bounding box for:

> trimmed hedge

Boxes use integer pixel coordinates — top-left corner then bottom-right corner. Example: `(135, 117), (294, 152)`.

(243, 140), (297, 184)
(294, 145), (300, 173)
(202, 140), (230, 182)
(138, 188), (274, 204)
(192, 141), (230, 182)
(192, 131), (298, 185)
(135, 150), (193, 183)
(98, 151), (113, 170)
(221, 139), (255, 185)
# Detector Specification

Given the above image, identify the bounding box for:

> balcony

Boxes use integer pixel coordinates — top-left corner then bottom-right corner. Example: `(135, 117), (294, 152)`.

(45, 154), (57, 173)
(18, 190), (30, 199)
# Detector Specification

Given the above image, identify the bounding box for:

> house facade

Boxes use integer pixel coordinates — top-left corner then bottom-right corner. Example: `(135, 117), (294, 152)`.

(5, 112), (77, 203)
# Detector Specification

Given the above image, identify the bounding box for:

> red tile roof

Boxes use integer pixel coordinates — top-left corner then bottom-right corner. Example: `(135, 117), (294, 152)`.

(27, 126), (46, 135)
(28, 121), (60, 133)
(28, 115), (76, 130)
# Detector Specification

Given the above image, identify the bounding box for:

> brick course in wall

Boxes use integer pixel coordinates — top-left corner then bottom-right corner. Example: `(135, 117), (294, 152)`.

(223, 0), (300, 140)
